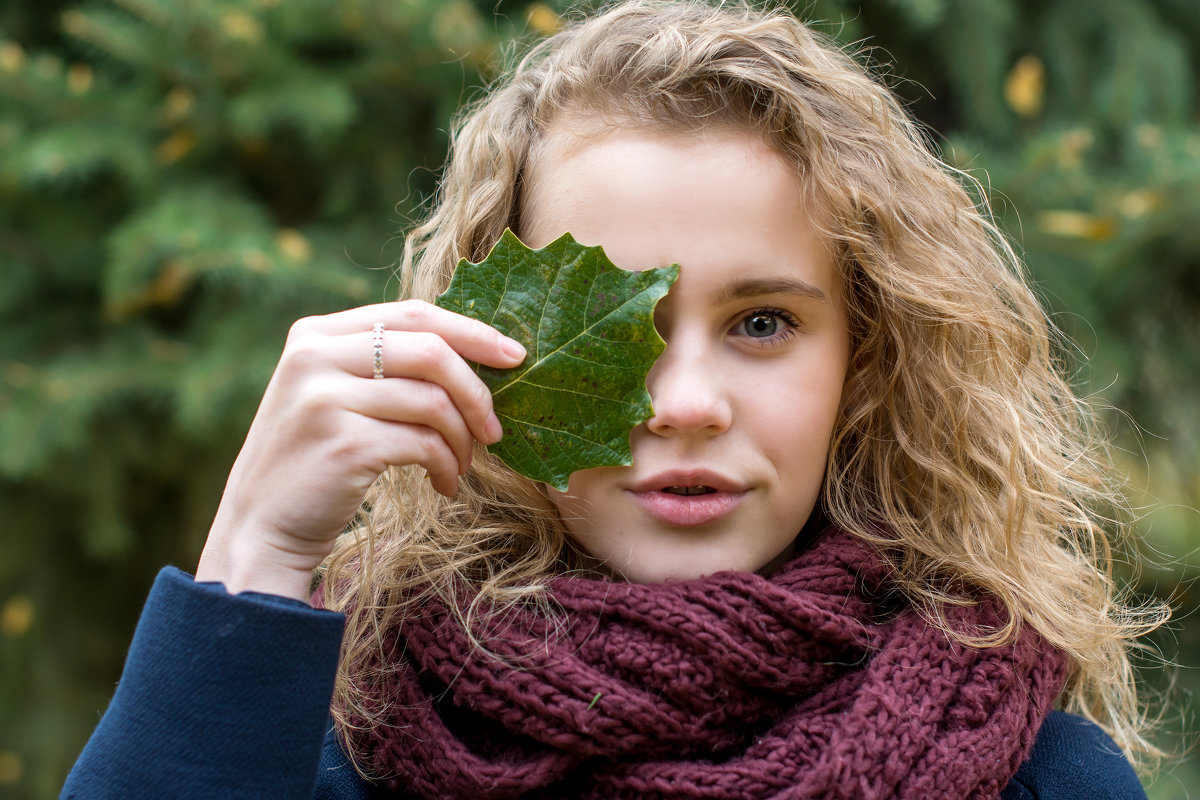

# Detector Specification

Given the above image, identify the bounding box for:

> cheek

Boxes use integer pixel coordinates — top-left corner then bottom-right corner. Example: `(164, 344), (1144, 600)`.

(546, 488), (579, 533)
(547, 469), (605, 533)
(756, 375), (845, 468)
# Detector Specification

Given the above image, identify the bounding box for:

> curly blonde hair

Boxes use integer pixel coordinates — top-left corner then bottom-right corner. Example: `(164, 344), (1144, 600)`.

(321, 0), (1166, 768)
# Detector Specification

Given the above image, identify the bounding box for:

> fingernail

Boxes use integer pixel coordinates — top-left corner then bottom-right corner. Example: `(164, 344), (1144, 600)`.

(500, 337), (526, 361)
(485, 412), (504, 443)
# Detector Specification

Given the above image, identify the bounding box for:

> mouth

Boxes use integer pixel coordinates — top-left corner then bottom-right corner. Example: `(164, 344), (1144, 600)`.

(660, 485), (718, 496)
(629, 469), (743, 495)
(627, 471), (747, 526)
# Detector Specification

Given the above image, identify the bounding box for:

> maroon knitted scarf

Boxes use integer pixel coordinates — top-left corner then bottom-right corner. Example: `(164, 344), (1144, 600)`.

(347, 529), (1066, 799)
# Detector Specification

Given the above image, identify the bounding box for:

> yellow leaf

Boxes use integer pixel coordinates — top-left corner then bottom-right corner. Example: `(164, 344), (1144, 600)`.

(61, 11), (90, 38)
(1004, 55), (1044, 118)
(148, 260), (192, 306)
(1039, 210), (1115, 241)
(1057, 129), (1093, 169)
(67, 63), (93, 94)
(243, 249), (270, 273)
(156, 129), (196, 164)
(341, 5), (364, 31)
(1118, 189), (1160, 220)
(433, 1), (492, 66)
(1, 595), (33, 638)
(106, 260), (195, 319)
(1136, 124), (1162, 148)
(239, 137), (268, 158)
(0, 41), (26, 72)
(222, 10), (262, 42)
(527, 3), (562, 36)
(0, 752), (23, 785)
(163, 87), (195, 122)
(276, 228), (312, 263)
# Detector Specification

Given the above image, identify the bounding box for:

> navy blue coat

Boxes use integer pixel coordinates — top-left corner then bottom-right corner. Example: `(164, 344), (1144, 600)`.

(62, 568), (1147, 799)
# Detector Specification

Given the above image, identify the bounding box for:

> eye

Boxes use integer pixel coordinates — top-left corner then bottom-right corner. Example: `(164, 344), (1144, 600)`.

(730, 307), (800, 346)
(744, 313), (779, 337)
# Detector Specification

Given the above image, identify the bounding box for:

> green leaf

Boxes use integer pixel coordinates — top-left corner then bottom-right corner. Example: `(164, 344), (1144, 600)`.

(435, 229), (679, 490)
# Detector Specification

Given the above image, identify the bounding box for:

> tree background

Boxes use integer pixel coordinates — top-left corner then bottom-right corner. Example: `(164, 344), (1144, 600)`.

(1, 0), (1196, 797)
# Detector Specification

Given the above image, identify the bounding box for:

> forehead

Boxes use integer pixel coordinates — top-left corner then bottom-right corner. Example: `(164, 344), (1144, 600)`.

(517, 118), (842, 310)
(520, 117), (820, 248)
(525, 112), (786, 192)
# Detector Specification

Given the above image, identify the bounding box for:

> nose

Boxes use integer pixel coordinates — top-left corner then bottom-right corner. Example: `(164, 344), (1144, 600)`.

(643, 340), (732, 437)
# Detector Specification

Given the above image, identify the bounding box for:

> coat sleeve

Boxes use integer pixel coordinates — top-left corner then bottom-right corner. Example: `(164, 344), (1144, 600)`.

(61, 567), (347, 800)
(1001, 711), (1147, 799)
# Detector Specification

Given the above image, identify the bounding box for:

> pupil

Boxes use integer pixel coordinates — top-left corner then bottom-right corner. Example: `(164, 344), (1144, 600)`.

(747, 315), (777, 336)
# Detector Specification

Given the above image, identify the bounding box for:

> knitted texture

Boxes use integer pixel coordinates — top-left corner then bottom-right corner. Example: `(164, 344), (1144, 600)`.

(348, 530), (1067, 799)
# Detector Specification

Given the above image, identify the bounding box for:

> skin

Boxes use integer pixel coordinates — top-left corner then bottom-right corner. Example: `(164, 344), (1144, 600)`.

(196, 303), (526, 600)
(196, 121), (849, 600)
(522, 122), (851, 582)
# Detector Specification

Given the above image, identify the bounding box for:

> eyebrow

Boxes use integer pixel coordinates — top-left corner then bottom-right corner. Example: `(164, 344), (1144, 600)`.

(715, 276), (829, 304)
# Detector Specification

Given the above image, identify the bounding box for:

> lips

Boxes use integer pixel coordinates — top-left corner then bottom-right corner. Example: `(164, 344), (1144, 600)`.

(628, 470), (744, 494)
(626, 470), (747, 526)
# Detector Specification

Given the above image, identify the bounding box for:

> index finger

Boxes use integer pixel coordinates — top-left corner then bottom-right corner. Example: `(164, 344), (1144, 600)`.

(299, 300), (526, 368)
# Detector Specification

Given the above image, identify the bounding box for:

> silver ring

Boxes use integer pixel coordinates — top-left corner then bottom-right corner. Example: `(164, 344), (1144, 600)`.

(371, 322), (384, 379)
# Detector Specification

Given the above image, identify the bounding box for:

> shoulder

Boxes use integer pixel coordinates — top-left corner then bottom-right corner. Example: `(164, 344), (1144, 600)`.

(1002, 711), (1146, 800)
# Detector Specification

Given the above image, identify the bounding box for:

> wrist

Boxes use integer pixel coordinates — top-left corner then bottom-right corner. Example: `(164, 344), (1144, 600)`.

(196, 527), (320, 602)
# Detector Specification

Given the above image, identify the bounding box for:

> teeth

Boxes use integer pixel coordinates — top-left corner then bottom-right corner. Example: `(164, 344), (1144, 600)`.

(662, 485), (715, 496)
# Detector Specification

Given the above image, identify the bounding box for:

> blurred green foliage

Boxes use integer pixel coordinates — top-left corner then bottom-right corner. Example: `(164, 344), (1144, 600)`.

(0, 0), (1196, 797)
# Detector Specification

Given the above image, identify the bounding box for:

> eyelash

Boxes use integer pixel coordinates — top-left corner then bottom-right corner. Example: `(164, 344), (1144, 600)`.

(731, 307), (801, 347)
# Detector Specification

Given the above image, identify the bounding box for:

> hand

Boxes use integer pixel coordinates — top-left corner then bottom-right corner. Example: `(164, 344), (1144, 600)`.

(195, 300), (526, 600)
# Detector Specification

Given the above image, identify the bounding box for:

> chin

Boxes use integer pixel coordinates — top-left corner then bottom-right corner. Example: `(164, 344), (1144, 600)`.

(604, 549), (764, 584)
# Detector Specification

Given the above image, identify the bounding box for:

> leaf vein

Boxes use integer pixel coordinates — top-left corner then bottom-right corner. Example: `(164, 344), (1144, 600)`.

(493, 287), (662, 397)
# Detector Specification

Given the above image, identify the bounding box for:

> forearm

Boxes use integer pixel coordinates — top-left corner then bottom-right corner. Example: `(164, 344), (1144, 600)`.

(62, 567), (345, 800)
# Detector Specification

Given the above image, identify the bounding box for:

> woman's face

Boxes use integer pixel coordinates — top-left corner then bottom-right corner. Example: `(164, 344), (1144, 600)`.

(521, 122), (850, 582)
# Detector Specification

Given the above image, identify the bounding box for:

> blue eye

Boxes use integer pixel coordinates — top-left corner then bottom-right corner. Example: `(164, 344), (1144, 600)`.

(743, 313), (779, 337)
(732, 308), (799, 345)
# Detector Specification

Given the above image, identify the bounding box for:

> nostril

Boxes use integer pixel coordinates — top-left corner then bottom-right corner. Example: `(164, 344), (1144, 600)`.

(645, 396), (732, 436)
